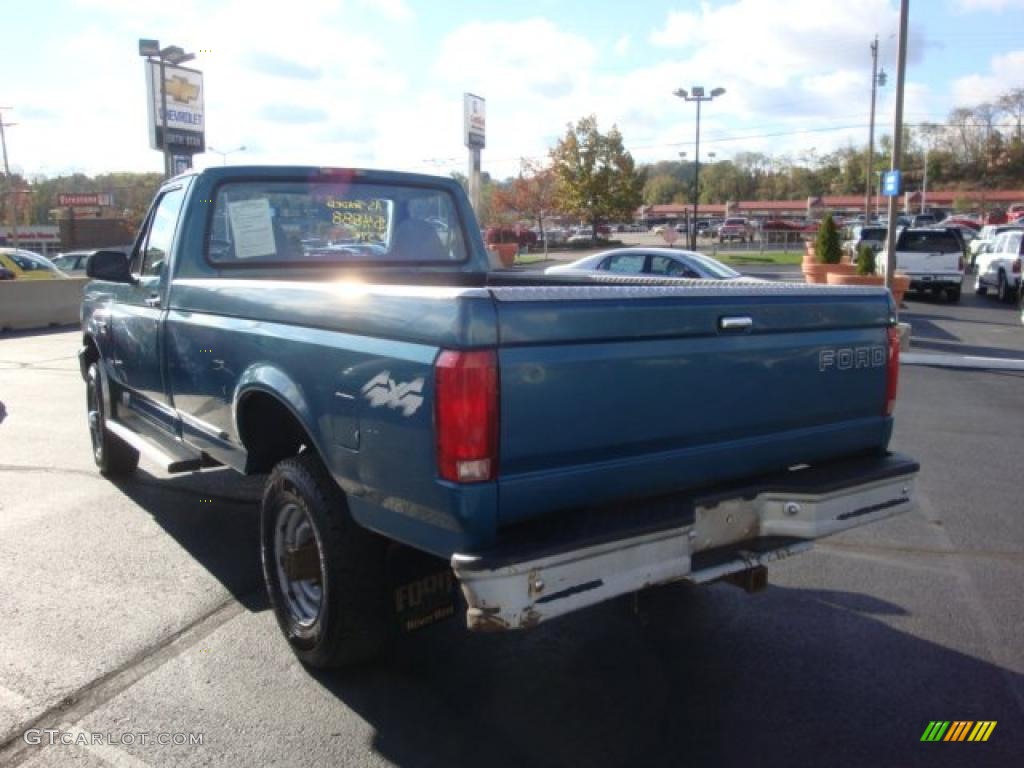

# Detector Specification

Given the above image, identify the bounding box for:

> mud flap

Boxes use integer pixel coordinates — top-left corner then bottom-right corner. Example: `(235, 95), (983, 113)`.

(386, 544), (459, 633)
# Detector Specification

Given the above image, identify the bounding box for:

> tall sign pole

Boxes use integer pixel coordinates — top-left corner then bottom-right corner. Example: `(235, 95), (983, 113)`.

(0, 111), (19, 251)
(464, 93), (486, 216)
(883, 0), (910, 292)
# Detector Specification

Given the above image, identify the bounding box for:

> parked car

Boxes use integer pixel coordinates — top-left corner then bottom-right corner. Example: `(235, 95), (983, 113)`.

(545, 248), (746, 280)
(0, 248), (69, 280)
(877, 227), (965, 302)
(51, 247), (132, 276)
(974, 228), (1023, 302)
(843, 225), (887, 260)
(969, 224), (1024, 269)
(718, 217), (752, 243)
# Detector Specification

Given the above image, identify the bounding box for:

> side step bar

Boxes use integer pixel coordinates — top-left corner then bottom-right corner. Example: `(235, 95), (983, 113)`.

(105, 419), (214, 473)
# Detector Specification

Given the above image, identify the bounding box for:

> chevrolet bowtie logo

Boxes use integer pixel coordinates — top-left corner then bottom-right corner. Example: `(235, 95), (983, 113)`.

(165, 76), (200, 104)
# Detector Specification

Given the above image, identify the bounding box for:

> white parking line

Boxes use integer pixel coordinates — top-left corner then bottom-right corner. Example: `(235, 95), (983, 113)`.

(61, 724), (155, 768)
(902, 353), (1024, 371)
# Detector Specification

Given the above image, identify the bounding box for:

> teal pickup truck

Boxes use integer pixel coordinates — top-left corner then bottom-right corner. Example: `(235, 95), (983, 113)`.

(79, 166), (918, 668)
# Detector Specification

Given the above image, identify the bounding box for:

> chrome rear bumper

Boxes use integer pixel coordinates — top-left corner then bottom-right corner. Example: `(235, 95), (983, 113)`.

(452, 454), (917, 631)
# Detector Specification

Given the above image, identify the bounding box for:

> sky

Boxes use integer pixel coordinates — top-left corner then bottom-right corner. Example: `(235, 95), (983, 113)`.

(2, 0), (1024, 180)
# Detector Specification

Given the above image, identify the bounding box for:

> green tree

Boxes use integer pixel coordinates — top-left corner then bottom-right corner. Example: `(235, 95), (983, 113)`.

(643, 173), (686, 204)
(549, 115), (644, 238)
(814, 212), (841, 264)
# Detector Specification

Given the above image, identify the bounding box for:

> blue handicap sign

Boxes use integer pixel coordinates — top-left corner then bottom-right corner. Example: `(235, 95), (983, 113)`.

(882, 170), (902, 197)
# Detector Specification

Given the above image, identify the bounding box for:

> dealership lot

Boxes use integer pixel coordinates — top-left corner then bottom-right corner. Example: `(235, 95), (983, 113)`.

(1, 293), (1022, 767)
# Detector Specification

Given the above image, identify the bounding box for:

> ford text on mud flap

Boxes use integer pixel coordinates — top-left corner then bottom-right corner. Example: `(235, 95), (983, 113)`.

(453, 454), (918, 631)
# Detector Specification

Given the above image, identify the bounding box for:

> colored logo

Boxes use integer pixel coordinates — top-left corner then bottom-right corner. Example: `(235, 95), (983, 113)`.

(920, 721), (996, 742)
(166, 75), (200, 104)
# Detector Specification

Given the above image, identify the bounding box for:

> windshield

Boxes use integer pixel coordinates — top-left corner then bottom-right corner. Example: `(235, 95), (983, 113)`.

(207, 180), (467, 266)
(4, 250), (59, 273)
(686, 252), (741, 278)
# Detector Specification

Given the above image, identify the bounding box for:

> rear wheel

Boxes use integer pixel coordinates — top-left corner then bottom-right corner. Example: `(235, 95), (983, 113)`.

(86, 363), (139, 476)
(261, 453), (393, 668)
(997, 272), (1012, 303)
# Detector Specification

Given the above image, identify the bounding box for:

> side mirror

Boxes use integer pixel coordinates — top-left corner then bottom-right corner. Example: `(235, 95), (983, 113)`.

(86, 250), (134, 283)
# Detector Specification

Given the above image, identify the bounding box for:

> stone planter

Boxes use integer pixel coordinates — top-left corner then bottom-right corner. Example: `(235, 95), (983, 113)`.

(804, 261), (855, 284)
(826, 273), (885, 287)
(489, 243), (519, 267)
(889, 273), (911, 306)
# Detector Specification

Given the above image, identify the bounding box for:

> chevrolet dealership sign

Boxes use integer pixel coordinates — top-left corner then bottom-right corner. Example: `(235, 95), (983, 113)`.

(146, 60), (205, 154)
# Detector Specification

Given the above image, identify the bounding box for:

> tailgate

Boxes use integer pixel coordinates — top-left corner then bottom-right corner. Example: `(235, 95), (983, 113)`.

(895, 250), (960, 274)
(489, 280), (896, 525)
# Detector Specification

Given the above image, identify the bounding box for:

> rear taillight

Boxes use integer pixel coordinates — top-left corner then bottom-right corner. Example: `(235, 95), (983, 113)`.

(1013, 259), (1021, 274)
(435, 349), (498, 483)
(885, 326), (900, 416)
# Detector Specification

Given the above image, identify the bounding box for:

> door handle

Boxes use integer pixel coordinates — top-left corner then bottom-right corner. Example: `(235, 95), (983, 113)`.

(720, 316), (753, 331)
(144, 294), (161, 308)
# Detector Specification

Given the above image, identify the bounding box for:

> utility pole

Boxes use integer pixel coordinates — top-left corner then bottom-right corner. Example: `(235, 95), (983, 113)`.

(883, 0), (910, 292)
(865, 36), (878, 220)
(921, 148), (928, 214)
(0, 109), (19, 251)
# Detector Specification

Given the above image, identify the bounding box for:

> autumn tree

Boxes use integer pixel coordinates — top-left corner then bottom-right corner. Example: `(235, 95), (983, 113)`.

(491, 160), (558, 254)
(549, 115), (644, 239)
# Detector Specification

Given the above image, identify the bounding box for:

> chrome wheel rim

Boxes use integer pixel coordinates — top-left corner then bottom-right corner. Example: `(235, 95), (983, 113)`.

(273, 501), (323, 628)
(86, 375), (102, 461)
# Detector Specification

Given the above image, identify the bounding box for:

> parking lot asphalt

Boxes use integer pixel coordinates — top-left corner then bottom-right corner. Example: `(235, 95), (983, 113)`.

(1, 292), (1022, 766)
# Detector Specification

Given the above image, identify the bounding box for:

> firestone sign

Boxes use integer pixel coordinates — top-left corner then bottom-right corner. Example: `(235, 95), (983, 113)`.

(146, 60), (206, 154)
(58, 193), (113, 207)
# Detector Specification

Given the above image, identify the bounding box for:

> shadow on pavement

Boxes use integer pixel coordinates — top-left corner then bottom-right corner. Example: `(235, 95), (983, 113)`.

(910, 338), (1024, 359)
(311, 582), (1022, 768)
(0, 323), (78, 340)
(109, 467), (267, 610)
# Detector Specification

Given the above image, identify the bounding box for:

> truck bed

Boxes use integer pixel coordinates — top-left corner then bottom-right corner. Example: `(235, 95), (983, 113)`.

(153, 272), (896, 554)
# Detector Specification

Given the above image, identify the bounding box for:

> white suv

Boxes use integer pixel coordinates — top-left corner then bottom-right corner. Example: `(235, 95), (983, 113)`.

(974, 229), (1023, 303)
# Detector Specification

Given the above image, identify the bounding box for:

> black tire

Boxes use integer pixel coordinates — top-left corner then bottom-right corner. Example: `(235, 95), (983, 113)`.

(997, 272), (1012, 303)
(261, 453), (393, 669)
(946, 285), (962, 303)
(86, 363), (139, 476)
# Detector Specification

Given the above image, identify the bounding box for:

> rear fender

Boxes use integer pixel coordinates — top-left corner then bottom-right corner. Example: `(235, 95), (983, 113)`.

(232, 363), (327, 463)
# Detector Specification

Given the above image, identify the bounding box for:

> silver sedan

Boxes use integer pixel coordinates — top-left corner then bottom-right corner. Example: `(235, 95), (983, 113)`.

(544, 247), (746, 280)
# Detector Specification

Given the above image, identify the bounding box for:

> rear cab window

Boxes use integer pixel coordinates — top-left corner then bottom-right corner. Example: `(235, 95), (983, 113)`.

(206, 179), (467, 268)
(896, 231), (961, 253)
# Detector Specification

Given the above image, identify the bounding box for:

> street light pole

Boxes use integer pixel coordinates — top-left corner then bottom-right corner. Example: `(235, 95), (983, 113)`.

(674, 86), (725, 250)
(209, 145), (247, 165)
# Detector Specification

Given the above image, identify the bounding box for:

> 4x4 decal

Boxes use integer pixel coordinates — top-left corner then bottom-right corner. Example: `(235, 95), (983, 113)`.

(362, 372), (425, 417)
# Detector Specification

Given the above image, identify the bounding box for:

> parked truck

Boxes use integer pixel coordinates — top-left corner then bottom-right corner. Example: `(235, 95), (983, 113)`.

(80, 166), (918, 668)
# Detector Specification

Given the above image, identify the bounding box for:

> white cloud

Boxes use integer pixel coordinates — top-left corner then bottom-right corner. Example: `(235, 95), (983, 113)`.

(649, 10), (700, 48)
(955, 0), (1024, 11)
(356, 0), (414, 23)
(614, 34), (631, 56)
(951, 50), (1024, 106)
